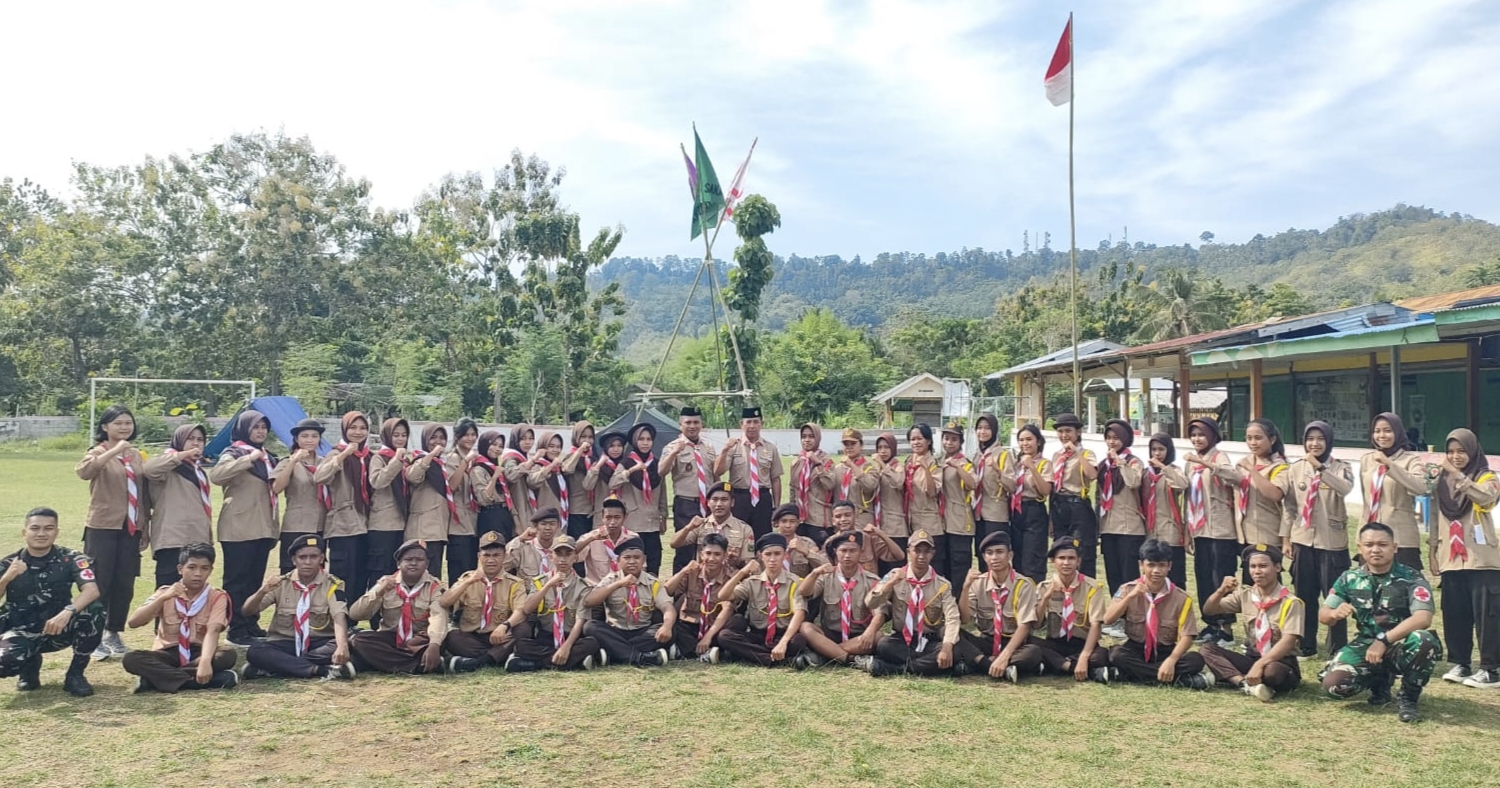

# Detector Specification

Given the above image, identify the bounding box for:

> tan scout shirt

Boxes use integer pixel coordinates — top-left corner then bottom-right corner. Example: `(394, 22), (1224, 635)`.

(451, 571), (527, 633)
(313, 450), (371, 538)
(264, 571), (348, 641)
(1359, 451), (1428, 549)
(1215, 584), (1304, 651)
(445, 451), (478, 538)
(404, 456), (452, 543)
(278, 460), (327, 535)
(1049, 447), (1098, 498)
(974, 446), (1011, 523)
(577, 528), (638, 584)
(1183, 449), (1238, 541)
(532, 574), (593, 635)
(1284, 458), (1353, 551)
(367, 451), (409, 533)
(144, 452), (213, 551)
(349, 573), (449, 644)
(148, 586), (232, 651)
(667, 567), (735, 626)
(469, 462), (506, 508)
(1431, 472), (1500, 573)
(583, 457), (625, 517)
(1097, 454), (1146, 536)
(559, 448), (597, 516)
(1038, 573), (1109, 639)
(865, 568), (961, 645)
(1002, 453), (1052, 502)
(966, 571), (1039, 637)
(210, 451), (279, 543)
(597, 571), (672, 630)
(1116, 580), (1198, 646)
(1231, 457), (1291, 546)
(876, 460), (910, 537)
(726, 439), (782, 491)
(664, 438), (719, 503)
(805, 567), (881, 632)
(525, 462), (565, 516)
(778, 534), (828, 578)
(608, 465), (668, 534)
(903, 455), (943, 534)
(76, 444), (148, 533)
(788, 454), (837, 528)
(940, 457), (976, 536)
(730, 571), (807, 631)
(824, 527), (904, 574)
(693, 516), (755, 568)
(832, 456), (881, 526)
(505, 537), (562, 582)
(1143, 466), (1189, 547)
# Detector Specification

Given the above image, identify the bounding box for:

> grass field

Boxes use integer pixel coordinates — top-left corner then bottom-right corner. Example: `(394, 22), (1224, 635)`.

(3, 448), (1500, 788)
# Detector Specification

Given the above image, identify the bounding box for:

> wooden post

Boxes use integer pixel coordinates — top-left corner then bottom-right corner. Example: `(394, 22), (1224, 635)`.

(1140, 375), (1151, 434)
(1120, 359), (1131, 421)
(1178, 353), (1193, 437)
(1249, 359), (1264, 420)
(1368, 352), (1379, 424)
(1468, 339), (1481, 428)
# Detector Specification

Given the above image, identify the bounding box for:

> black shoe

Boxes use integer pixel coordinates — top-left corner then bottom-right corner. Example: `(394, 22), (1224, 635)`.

(505, 656), (543, 673)
(1299, 644), (1318, 658)
(1397, 682), (1423, 723)
(952, 660), (971, 678)
(63, 652), (94, 697)
(246, 623), (269, 639)
(1368, 677), (1394, 707)
(447, 656), (484, 674)
(204, 670), (240, 690)
(868, 657), (902, 678)
(16, 656), (42, 691)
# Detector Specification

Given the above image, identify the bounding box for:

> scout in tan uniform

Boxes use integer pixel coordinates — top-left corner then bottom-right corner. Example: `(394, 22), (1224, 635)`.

(470, 430), (512, 543)
(788, 422), (836, 542)
(1103, 539), (1209, 688)
(439, 531), (527, 673)
(833, 428), (880, 529)
(712, 533), (809, 666)
(404, 424), (455, 575)
(525, 430), (566, 522)
(1361, 412), (1428, 570)
(348, 540), (449, 675)
(771, 504), (828, 578)
(610, 423), (668, 574)
(1180, 417), (1240, 648)
(864, 530), (977, 677)
(122, 543), (238, 692)
(665, 532), (736, 662)
(501, 424), (538, 535)
(506, 507), (564, 582)
(823, 500), (903, 574)
(509, 536), (600, 671)
(1201, 544), (1303, 700)
(938, 422), (979, 583)
(442, 418), (482, 582)
(1096, 419), (1147, 595)
(274, 418), (329, 574)
(560, 420), (598, 539)
(1231, 419), (1291, 561)
(314, 412), (373, 598)
(971, 414), (1011, 548)
(958, 531), (1040, 681)
(668, 482), (754, 570)
(1432, 428), (1500, 688)
(576, 499), (639, 584)
(367, 418), (413, 590)
(210, 409), (281, 645)
(660, 406), (720, 573)
(715, 406), (782, 537)
(1003, 425), (1053, 582)
(1031, 537), (1111, 681)
(76, 404), (147, 658)
(873, 432), (909, 573)
(1284, 420), (1352, 658)
(1048, 413), (1099, 579)
(585, 431), (629, 520)
(797, 531), (884, 670)
(902, 424), (944, 574)
(1143, 433), (1189, 587)
(582, 536), (676, 666)
(242, 536), (355, 680)
(144, 424), (213, 589)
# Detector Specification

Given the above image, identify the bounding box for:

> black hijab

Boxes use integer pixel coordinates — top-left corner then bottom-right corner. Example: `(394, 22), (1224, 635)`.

(1438, 428), (1488, 521)
(226, 409), (276, 479)
(1371, 412), (1410, 457)
(169, 423), (208, 486)
(1148, 432), (1177, 466)
(1099, 419), (1135, 496)
(626, 423), (661, 491)
(421, 424), (450, 494)
(975, 413), (1000, 454)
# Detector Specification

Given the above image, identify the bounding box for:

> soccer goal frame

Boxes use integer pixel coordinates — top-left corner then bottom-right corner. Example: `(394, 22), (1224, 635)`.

(87, 377), (257, 433)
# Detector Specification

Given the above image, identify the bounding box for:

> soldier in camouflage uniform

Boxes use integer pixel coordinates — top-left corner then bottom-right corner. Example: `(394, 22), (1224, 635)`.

(1320, 522), (1441, 723)
(0, 507), (106, 697)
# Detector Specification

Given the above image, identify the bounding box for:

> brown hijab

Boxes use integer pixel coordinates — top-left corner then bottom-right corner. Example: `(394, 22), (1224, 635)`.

(378, 418), (411, 518)
(1098, 419), (1135, 497)
(169, 423), (208, 486)
(1371, 412), (1410, 456)
(340, 412), (372, 515)
(1438, 428), (1489, 521)
(421, 423), (451, 494)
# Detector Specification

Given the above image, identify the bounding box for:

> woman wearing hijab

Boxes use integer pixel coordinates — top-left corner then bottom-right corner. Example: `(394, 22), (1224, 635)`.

(1000, 424), (1052, 582)
(1431, 428), (1500, 688)
(404, 423), (454, 575)
(144, 424), (214, 589)
(971, 414), (1010, 548)
(75, 404), (147, 658)
(526, 430), (567, 517)
(586, 430), (630, 514)
(210, 409), (281, 644)
(1360, 413), (1428, 570)
(1096, 419), (1147, 595)
(470, 430), (512, 543)
(272, 418), (329, 574)
(367, 417), (412, 590)
(1285, 420), (1353, 659)
(502, 424), (538, 535)
(560, 420), (598, 539)
(873, 432), (909, 575)
(1143, 433), (1189, 587)
(1180, 416), (1239, 646)
(1233, 418), (1292, 569)
(444, 418), (481, 581)
(610, 422), (668, 573)
(315, 412), (373, 596)
(789, 422), (835, 542)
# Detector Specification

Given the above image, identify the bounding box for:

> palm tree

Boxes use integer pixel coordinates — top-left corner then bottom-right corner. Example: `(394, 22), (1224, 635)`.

(1134, 267), (1233, 342)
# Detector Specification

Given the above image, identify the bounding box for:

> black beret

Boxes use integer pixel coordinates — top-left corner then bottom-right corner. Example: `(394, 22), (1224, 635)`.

(978, 530), (1011, 552)
(755, 533), (789, 553)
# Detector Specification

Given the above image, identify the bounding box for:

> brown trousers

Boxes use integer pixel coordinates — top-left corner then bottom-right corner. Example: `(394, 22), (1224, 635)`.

(715, 614), (807, 666)
(1200, 642), (1301, 694)
(1107, 639), (1205, 684)
(443, 629), (515, 665)
(349, 630), (438, 674)
(121, 645), (236, 693)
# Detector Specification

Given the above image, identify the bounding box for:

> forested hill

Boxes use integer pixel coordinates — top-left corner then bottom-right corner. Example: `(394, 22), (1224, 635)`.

(596, 205), (1500, 353)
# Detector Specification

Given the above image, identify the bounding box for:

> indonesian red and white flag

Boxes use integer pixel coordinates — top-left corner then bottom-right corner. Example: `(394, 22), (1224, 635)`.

(722, 138), (758, 220)
(1044, 17), (1072, 106)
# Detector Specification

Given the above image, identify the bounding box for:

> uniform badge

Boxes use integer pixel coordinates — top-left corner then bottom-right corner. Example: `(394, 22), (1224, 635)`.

(1413, 587), (1431, 603)
(75, 558), (91, 569)
(80, 568), (96, 581)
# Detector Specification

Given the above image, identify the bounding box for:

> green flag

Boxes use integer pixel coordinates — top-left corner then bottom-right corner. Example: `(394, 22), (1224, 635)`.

(690, 127), (726, 241)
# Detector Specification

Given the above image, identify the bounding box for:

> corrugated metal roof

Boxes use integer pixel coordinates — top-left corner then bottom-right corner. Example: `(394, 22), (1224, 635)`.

(986, 339), (1127, 378)
(1396, 285), (1500, 312)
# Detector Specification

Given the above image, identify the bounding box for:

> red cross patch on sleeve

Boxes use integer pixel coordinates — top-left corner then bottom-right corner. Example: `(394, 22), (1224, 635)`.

(1413, 586), (1431, 603)
(79, 568), (96, 582)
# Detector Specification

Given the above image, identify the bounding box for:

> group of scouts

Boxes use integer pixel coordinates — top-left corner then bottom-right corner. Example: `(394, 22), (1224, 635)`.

(2, 404), (1495, 726)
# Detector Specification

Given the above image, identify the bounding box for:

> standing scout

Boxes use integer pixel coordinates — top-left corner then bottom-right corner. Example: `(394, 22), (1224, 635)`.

(610, 423), (668, 574)
(347, 540), (449, 675)
(1048, 413), (1099, 578)
(659, 406), (719, 573)
(797, 531), (884, 670)
(506, 507), (564, 583)
(958, 531), (1041, 682)
(1230, 419), (1291, 571)
(122, 542), (239, 693)
(1360, 413), (1428, 570)
(833, 428), (880, 529)
(439, 531), (528, 674)
(76, 404), (146, 660)
(873, 432), (910, 574)
(1201, 544), (1303, 702)
(901, 425), (945, 576)
(1180, 417), (1240, 650)
(1431, 428), (1500, 688)
(1096, 419), (1147, 596)
(1285, 421), (1353, 659)
(367, 418), (413, 590)
(1142, 433), (1189, 587)
(664, 533), (736, 662)
(274, 418), (329, 574)
(1031, 537), (1110, 682)
(938, 421), (979, 583)
(143, 424), (214, 589)
(970, 414), (1011, 548)
(788, 422), (836, 543)
(211, 409), (282, 646)
(1321, 522), (1442, 723)
(863, 530), (976, 677)
(314, 412), (373, 600)
(0, 507), (104, 697)
(443, 419), (482, 582)
(715, 406), (782, 538)
(404, 424), (455, 575)
(241, 536), (356, 681)
(509, 536), (600, 671)
(1103, 539), (1211, 688)
(582, 536), (676, 667)
(1003, 425), (1053, 582)
(713, 534), (809, 667)
(667, 482), (754, 570)
(559, 420), (598, 540)
(524, 431), (567, 532)
(575, 499), (639, 584)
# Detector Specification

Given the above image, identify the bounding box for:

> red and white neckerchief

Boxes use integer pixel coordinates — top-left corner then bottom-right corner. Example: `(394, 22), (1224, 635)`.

(292, 577), (316, 656)
(796, 453), (816, 521)
(119, 449), (140, 536)
(1449, 520), (1470, 563)
(306, 459), (333, 510)
(629, 451), (655, 505)
(942, 452), (969, 522)
(903, 457), (920, 520)
(1236, 465), (1253, 518)
(690, 441), (710, 517)
(502, 449), (536, 510)
(338, 442), (372, 508)
(394, 580), (429, 649)
(1367, 463), (1388, 523)
(576, 447), (596, 510)
(428, 453), (461, 525)
(1249, 585), (1289, 655)
(232, 440), (278, 519)
(545, 459), (569, 519)
(1144, 467), (1162, 535)
(747, 440), (763, 506)
(901, 568), (934, 650)
(599, 528), (635, 573)
(698, 577), (717, 639)
(479, 575), (498, 630)
(1187, 465), (1209, 534)
(838, 570), (861, 642)
(175, 585), (212, 666)
(1058, 574), (1082, 639)
(764, 577), (783, 647)
(1010, 453), (1027, 517)
(1299, 470), (1322, 530)
(1053, 450), (1074, 491)
(839, 457), (864, 501)
(626, 579), (642, 624)
(168, 448), (213, 520)
(1140, 579), (1176, 662)
(550, 583), (566, 648)
(988, 571), (1014, 657)
(1100, 450), (1131, 515)
(533, 540), (555, 576)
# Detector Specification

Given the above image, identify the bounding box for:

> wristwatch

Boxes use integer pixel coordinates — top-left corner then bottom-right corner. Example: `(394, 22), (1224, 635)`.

(1375, 631), (1389, 644)
(63, 604), (75, 614)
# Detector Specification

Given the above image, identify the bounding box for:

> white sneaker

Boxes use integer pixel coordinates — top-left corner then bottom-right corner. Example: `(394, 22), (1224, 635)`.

(130, 676), (148, 694)
(581, 655), (596, 671)
(91, 643), (113, 661)
(1443, 664), (1473, 683)
(667, 644), (681, 661)
(1101, 623), (1127, 640)
(698, 646), (720, 665)
(597, 649), (610, 668)
(105, 631), (128, 655)
(1462, 669), (1500, 689)
(849, 655), (873, 672)
(332, 662), (356, 681)
(1004, 665), (1019, 683)
(1249, 682), (1275, 702)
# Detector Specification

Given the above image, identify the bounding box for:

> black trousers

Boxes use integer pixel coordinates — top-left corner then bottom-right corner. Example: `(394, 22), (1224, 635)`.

(873, 633), (980, 676)
(1030, 635), (1111, 674)
(246, 637), (340, 678)
(479, 505), (515, 543)
(1193, 537), (1240, 628)
(957, 629), (1043, 674)
(1166, 546), (1187, 589)
(640, 532), (663, 576)
(1200, 642), (1301, 694)
(446, 535), (477, 586)
(443, 629), (513, 665)
(1012, 500), (1049, 582)
(672, 497), (703, 574)
(1440, 568), (1500, 671)
(279, 532), (315, 574)
(878, 537), (908, 576)
(83, 526), (141, 632)
(1101, 534), (1148, 595)
(421, 540), (447, 581)
(1292, 545), (1351, 655)
(365, 531), (404, 588)
(566, 512), (593, 541)
(731, 488), (774, 538)
(1050, 494), (1098, 577)
(974, 519), (1008, 551)
(583, 619), (665, 665)
(715, 614), (807, 666)
(121, 645), (236, 693)
(327, 534), (367, 601)
(672, 618), (715, 658)
(513, 627), (598, 669)
(152, 548), (180, 590)
(1108, 639), (1205, 684)
(1396, 547), (1423, 572)
(942, 534), (974, 582)
(221, 537), (275, 637)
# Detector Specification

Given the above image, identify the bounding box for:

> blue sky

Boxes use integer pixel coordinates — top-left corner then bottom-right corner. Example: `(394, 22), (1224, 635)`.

(3, 0), (1497, 261)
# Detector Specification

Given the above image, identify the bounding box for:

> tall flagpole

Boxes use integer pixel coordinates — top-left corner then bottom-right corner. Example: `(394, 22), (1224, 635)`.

(1067, 11), (1081, 416)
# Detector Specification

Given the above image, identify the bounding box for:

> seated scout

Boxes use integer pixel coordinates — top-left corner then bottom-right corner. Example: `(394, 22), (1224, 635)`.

(1201, 544), (1303, 702)
(1103, 538), (1211, 689)
(771, 504), (828, 578)
(508, 536), (601, 671)
(668, 482), (754, 570)
(441, 531), (528, 674)
(797, 530), (884, 670)
(582, 536), (676, 667)
(507, 507), (564, 583)
(0, 507), (105, 697)
(823, 499), (903, 574)
(863, 530), (976, 677)
(574, 498), (637, 584)
(1320, 522), (1442, 723)
(664, 532), (736, 662)
(1031, 537), (1111, 682)
(958, 531), (1041, 682)
(242, 536), (355, 680)
(712, 533), (809, 667)
(122, 542), (239, 692)
(348, 540), (449, 675)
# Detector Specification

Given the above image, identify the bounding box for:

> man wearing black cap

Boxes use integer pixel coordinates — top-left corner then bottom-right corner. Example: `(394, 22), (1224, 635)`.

(665, 532), (736, 662)
(576, 498), (638, 584)
(668, 482), (754, 571)
(771, 503), (828, 577)
(659, 406), (721, 574)
(506, 507), (564, 582)
(509, 535), (600, 671)
(864, 530), (976, 677)
(582, 536), (675, 666)
(713, 533), (809, 666)
(347, 540), (448, 675)
(797, 530), (884, 670)
(1049, 413), (1100, 578)
(439, 531), (527, 673)
(1103, 539), (1210, 688)
(1031, 537), (1111, 681)
(715, 406), (782, 538)
(958, 531), (1041, 682)
(1201, 544), (1304, 701)
(242, 535), (355, 680)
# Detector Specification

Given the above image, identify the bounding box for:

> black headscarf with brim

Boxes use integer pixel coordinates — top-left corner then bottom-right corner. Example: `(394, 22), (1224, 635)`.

(1188, 417), (1222, 450)
(1438, 428), (1489, 521)
(1099, 419), (1134, 496)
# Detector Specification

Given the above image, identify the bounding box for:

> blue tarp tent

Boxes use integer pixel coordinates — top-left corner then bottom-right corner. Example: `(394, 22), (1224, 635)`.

(203, 396), (331, 461)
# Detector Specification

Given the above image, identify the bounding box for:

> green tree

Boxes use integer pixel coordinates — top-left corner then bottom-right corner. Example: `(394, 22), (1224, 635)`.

(1133, 267), (1235, 341)
(757, 308), (897, 425)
